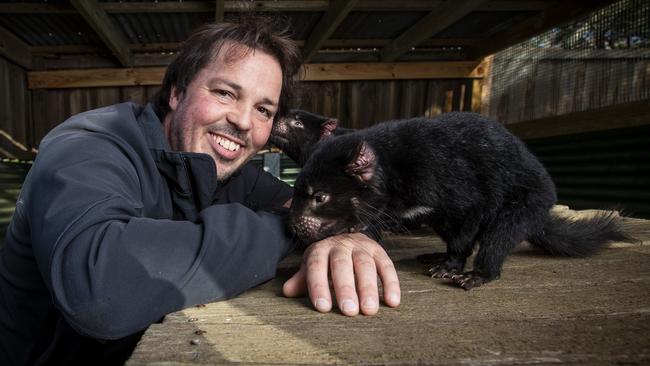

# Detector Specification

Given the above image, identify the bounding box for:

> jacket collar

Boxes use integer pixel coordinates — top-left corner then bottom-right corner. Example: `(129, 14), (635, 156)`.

(137, 103), (219, 219)
(137, 103), (173, 151)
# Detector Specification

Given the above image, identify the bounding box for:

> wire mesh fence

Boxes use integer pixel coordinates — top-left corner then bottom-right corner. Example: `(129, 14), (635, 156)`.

(488, 0), (650, 124)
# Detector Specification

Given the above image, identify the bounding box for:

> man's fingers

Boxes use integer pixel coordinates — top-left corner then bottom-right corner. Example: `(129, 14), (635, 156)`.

(346, 232), (400, 308)
(329, 246), (359, 316)
(375, 250), (401, 307)
(282, 266), (307, 298)
(352, 250), (379, 316)
(296, 233), (401, 317)
(305, 246), (333, 313)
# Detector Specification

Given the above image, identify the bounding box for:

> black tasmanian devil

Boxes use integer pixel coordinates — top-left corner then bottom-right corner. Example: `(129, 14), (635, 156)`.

(288, 112), (633, 290)
(269, 109), (353, 165)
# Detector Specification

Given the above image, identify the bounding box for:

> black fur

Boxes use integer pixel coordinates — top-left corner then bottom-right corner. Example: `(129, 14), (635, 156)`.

(288, 112), (633, 290)
(269, 109), (353, 165)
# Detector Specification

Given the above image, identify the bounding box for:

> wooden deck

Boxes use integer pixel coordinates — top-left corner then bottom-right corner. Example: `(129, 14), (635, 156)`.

(128, 210), (650, 365)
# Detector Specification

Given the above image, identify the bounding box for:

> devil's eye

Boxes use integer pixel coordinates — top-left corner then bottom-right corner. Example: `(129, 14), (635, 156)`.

(313, 192), (330, 204)
(291, 119), (304, 128)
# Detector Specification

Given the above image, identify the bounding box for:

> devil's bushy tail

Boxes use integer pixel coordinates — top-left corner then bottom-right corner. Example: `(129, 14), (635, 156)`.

(528, 211), (634, 257)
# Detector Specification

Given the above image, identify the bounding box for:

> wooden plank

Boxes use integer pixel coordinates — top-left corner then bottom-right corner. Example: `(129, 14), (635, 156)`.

(102, 1), (327, 13)
(70, 0), (134, 67)
(356, 0), (549, 11)
(127, 212), (650, 365)
(0, 26), (32, 69)
(303, 61), (485, 81)
(27, 61), (486, 89)
(302, 0), (359, 62)
(0, 3), (75, 13)
(478, 55), (493, 115)
(470, 79), (482, 112)
(28, 67), (166, 89)
(468, 0), (618, 60)
(506, 100), (650, 140)
(479, 0), (549, 12)
(0, 57), (33, 155)
(318, 38), (480, 48)
(443, 88), (454, 113)
(33, 43), (179, 55)
(379, 0), (489, 62)
(0, 131), (37, 161)
(31, 38), (483, 55)
(0, 1), (550, 13)
(215, 0), (224, 22)
(31, 45), (104, 55)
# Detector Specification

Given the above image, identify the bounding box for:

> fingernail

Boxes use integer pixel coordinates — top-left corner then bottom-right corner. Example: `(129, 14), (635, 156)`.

(315, 298), (330, 311)
(362, 298), (377, 310)
(387, 292), (400, 305)
(341, 299), (357, 313)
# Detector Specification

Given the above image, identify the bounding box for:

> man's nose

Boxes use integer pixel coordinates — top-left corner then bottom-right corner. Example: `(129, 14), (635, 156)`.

(226, 107), (252, 131)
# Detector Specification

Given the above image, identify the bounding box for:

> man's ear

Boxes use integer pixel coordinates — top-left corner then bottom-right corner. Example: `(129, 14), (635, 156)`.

(345, 141), (375, 183)
(320, 119), (339, 138)
(169, 86), (181, 111)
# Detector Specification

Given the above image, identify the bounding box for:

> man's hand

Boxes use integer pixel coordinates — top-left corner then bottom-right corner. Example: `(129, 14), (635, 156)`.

(282, 233), (401, 316)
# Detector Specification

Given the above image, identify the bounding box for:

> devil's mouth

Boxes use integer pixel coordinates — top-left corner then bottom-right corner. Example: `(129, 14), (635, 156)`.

(296, 221), (369, 244)
(328, 223), (368, 236)
(268, 134), (289, 145)
(347, 223), (368, 233)
(346, 223), (368, 234)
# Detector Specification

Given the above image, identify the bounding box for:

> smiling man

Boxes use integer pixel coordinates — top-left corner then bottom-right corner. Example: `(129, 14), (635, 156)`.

(163, 46), (281, 182)
(0, 20), (400, 365)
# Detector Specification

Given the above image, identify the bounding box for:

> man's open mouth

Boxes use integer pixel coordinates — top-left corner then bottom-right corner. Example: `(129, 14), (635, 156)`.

(209, 132), (244, 161)
(213, 134), (241, 151)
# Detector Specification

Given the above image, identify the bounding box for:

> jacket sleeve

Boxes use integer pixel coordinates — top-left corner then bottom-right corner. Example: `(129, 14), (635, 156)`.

(216, 162), (293, 211)
(25, 132), (296, 340)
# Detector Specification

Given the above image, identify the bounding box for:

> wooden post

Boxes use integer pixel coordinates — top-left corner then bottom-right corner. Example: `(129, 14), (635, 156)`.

(479, 55), (494, 116)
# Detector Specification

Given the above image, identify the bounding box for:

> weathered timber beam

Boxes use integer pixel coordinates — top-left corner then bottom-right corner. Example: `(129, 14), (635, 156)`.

(303, 61), (485, 80)
(30, 38), (481, 55)
(479, 0), (549, 12)
(28, 68), (166, 89)
(319, 38), (480, 48)
(356, 0), (549, 11)
(302, 0), (359, 63)
(0, 3), (76, 13)
(379, 0), (490, 62)
(215, 0), (225, 22)
(468, 0), (618, 60)
(31, 45), (104, 55)
(0, 25), (32, 69)
(70, 0), (134, 67)
(0, 0), (549, 13)
(27, 61), (486, 89)
(101, 1), (324, 13)
(506, 100), (650, 140)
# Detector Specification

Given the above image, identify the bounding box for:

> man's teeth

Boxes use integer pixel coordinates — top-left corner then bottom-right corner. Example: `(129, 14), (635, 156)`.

(215, 135), (240, 152)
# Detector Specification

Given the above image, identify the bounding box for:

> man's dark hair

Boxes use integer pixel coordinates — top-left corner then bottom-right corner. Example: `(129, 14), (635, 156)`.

(153, 19), (302, 121)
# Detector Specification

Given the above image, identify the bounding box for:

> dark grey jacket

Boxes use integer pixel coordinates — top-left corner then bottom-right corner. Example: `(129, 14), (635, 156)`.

(0, 102), (295, 365)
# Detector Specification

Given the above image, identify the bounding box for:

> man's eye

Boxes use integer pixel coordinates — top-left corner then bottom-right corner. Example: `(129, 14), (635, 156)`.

(257, 106), (273, 118)
(213, 89), (233, 99)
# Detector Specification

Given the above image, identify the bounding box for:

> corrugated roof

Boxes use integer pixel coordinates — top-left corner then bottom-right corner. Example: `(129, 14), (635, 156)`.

(0, 0), (620, 67)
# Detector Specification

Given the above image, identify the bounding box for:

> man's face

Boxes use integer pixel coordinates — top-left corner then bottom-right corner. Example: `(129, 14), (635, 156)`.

(163, 45), (283, 181)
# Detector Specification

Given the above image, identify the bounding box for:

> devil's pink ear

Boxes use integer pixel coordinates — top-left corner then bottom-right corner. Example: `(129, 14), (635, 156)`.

(320, 119), (339, 138)
(345, 141), (375, 183)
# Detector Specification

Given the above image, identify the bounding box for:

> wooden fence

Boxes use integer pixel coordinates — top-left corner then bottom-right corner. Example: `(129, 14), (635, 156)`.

(0, 57), (32, 158)
(1, 56), (482, 151)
